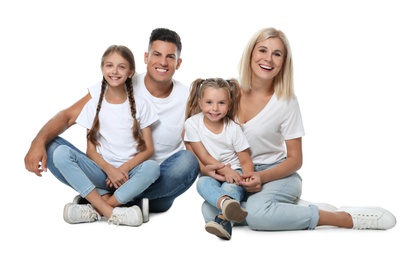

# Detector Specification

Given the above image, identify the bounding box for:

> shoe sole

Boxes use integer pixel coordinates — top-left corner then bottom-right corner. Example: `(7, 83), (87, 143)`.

(142, 198), (149, 223)
(205, 222), (231, 240)
(63, 203), (73, 224)
(222, 200), (248, 223)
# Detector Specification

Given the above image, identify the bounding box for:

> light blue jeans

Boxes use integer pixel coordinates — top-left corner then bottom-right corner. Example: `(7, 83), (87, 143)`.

(201, 161), (319, 230)
(53, 144), (160, 205)
(46, 137), (199, 211)
(197, 169), (245, 214)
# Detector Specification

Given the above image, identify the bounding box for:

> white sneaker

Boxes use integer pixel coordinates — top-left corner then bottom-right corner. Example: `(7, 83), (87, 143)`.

(124, 198), (150, 223)
(108, 206), (143, 227)
(63, 203), (101, 224)
(295, 198), (338, 211)
(338, 206), (397, 230)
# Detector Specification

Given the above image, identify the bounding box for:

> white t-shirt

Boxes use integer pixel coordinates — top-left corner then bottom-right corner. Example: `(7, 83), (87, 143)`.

(184, 113), (250, 170)
(88, 73), (189, 164)
(76, 88), (158, 168)
(239, 94), (305, 165)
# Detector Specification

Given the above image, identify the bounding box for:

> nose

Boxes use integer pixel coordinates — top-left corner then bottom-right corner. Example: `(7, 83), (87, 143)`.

(264, 52), (273, 63)
(159, 57), (167, 65)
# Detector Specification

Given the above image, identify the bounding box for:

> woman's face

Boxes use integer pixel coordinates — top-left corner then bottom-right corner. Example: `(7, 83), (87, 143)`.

(250, 37), (285, 81)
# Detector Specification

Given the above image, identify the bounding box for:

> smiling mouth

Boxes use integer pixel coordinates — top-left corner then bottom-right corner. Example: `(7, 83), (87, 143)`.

(259, 64), (273, 71)
(156, 67), (168, 73)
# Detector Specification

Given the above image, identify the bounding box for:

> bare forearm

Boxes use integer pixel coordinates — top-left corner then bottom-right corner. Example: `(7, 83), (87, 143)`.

(31, 111), (73, 146)
(260, 156), (302, 184)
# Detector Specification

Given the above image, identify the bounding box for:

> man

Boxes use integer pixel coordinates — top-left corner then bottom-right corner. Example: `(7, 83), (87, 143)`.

(24, 28), (199, 218)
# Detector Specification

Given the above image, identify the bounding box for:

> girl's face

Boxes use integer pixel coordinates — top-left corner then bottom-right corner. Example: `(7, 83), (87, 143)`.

(101, 52), (134, 88)
(198, 87), (230, 123)
(251, 37), (285, 81)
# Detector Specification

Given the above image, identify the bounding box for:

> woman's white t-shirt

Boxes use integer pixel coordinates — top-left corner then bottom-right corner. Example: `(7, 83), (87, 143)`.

(240, 94), (305, 165)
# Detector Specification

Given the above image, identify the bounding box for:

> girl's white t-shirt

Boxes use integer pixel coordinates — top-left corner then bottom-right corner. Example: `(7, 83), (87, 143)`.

(76, 91), (158, 168)
(240, 94), (305, 165)
(184, 112), (250, 170)
(89, 73), (189, 164)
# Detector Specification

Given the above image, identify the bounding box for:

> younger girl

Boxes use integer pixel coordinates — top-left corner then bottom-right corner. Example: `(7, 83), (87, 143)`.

(184, 78), (254, 240)
(54, 45), (160, 227)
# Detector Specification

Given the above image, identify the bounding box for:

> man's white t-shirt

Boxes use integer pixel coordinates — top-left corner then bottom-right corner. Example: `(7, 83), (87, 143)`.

(184, 113), (250, 170)
(76, 90), (158, 168)
(240, 94), (305, 165)
(88, 73), (189, 164)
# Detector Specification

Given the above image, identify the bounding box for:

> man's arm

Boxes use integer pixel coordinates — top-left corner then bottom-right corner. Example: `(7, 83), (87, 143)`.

(24, 93), (91, 176)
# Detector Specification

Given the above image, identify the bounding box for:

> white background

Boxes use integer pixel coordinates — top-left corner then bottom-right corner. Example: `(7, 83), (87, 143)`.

(1, 0), (412, 259)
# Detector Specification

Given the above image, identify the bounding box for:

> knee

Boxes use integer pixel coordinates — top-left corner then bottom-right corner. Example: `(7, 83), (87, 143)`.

(196, 176), (207, 188)
(52, 145), (72, 166)
(143, 160), (161, 178)
(171, 150), (199, 178)
(179, 150), (199, 168)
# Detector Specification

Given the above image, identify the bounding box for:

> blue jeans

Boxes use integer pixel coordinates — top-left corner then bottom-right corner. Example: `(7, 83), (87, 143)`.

(201, 162), (319, 230)
(196, 169), (245, 214)
(52, 143), (160, 205)
(46, 136), (199, 212)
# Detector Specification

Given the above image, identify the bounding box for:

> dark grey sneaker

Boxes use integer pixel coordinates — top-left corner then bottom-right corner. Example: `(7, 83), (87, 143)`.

(205, 216), (232, 240)
(72, 195), (89, 205)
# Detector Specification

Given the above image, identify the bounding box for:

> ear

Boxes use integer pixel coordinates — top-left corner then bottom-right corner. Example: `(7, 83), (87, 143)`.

(129, 70), (135, 78)
(144, 52), (149, 64)
(176, 58), (182, 70)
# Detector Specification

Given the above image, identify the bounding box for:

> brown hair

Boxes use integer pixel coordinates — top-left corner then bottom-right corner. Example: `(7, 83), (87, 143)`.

(88, 45), (146, 152)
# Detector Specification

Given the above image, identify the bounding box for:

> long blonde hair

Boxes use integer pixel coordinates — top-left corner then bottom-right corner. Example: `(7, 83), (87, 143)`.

(238, 27), (295, 100)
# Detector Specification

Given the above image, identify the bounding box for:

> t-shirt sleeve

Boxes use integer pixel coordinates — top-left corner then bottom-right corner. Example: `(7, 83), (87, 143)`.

(231, 122), (250, 152)
(76, 99), (96, 129)
(136, 97), (159, 129)
(281, 97), (305, 140)
(184, 117), (201, 142)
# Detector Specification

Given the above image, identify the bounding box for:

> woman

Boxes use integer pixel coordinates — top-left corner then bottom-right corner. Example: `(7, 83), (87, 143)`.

(200, 27), (396, 238)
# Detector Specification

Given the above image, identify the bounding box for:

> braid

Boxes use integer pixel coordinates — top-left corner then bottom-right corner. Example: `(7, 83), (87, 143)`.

(87, 77), (106, 146)
(126, 78), (146, 151)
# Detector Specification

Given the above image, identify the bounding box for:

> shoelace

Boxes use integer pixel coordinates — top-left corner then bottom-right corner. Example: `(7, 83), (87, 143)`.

(108, 216), (121, 226)
(73, 204), (99, 222)
(84, 205), (100, 222)
(108, 210), (127, 226)
(353, 213), (378, 229)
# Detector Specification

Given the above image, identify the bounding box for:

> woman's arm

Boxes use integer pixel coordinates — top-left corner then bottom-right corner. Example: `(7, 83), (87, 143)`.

(259, 137), (303, 184)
